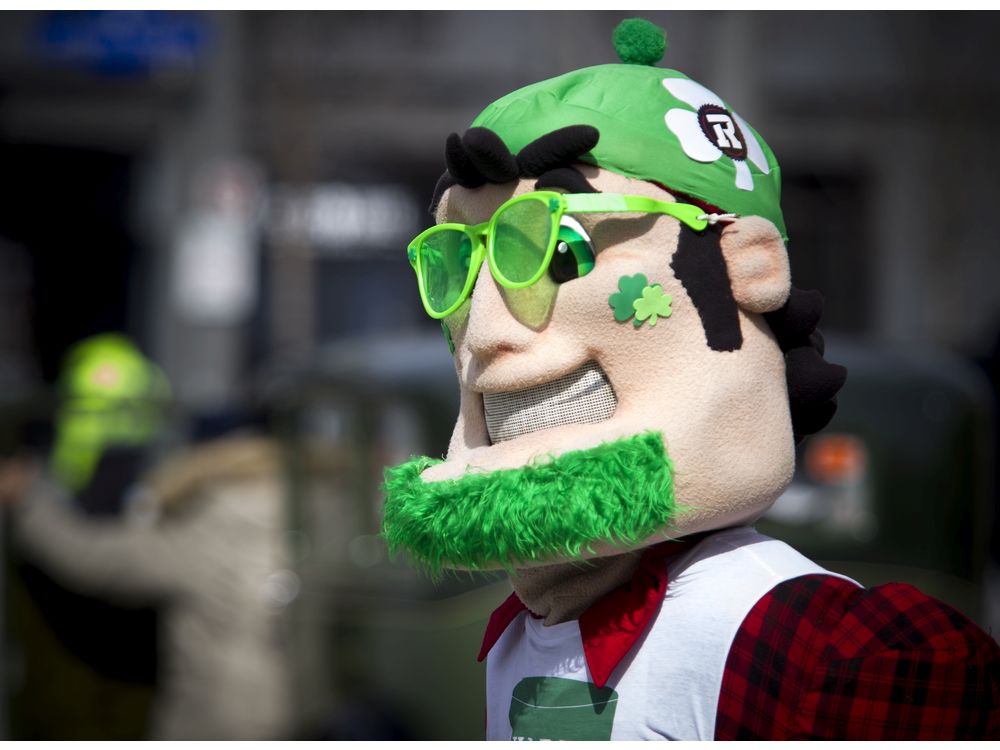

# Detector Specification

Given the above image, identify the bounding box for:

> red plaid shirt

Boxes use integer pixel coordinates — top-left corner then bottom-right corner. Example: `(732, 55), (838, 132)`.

(716, 573), (1000, 740)
(482, 545), (1000, 740)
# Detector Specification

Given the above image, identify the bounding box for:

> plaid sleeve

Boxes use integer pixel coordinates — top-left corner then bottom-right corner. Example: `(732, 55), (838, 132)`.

(714, 574), (1000, 740)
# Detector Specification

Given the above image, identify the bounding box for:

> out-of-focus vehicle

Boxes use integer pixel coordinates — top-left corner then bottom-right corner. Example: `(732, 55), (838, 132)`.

(268, 332), (995, 740)
(760, 335), (994, 624)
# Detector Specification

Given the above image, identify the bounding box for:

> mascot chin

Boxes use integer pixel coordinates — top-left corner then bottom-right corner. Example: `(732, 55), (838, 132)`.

(382, 19), (1000, 741)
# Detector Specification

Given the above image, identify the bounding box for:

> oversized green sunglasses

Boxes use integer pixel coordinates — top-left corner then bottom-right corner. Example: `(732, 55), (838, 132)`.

(407, 191), (712, 319)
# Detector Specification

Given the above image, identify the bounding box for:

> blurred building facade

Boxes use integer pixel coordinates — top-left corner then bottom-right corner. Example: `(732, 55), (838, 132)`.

(1, 11), (998, 399)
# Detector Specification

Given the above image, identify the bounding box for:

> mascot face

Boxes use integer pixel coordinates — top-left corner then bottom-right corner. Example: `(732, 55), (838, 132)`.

(382, 23), (843, 572)
(429, 165), (794, 528)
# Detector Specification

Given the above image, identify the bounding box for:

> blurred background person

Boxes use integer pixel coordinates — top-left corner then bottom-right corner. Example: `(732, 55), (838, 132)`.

(4, 333), (169, 739)
(0, 334), (297, 740)
(0, 9), (998, 740)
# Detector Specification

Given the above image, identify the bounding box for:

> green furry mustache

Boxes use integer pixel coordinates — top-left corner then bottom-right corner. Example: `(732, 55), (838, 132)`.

(381, 431), (676, 574)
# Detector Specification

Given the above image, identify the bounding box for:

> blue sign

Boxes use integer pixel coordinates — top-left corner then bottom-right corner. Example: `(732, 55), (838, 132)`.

(37, 11), (210, 76)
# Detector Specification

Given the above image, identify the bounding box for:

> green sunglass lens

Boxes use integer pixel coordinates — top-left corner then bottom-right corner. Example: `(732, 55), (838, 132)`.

(493, 199), (553, 284)
(419, 230), (474, 314)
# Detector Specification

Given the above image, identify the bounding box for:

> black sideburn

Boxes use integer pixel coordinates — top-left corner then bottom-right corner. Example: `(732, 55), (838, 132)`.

(670, 227), (743, 352)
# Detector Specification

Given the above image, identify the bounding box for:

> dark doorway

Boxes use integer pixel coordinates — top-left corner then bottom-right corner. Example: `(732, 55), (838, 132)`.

(0, 143), (138, 382)
(0, 143), (158, 739)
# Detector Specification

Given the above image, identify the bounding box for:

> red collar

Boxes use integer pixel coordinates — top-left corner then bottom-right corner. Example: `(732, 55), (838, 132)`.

(478, 537), (701, 688)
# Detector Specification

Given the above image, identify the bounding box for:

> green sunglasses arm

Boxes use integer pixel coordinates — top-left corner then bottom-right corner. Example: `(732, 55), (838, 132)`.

(560, 193), (710, 232)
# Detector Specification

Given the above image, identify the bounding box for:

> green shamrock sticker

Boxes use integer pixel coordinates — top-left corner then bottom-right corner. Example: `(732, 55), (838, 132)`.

(609, 274), (672, 328)
(609, 273), (648, 322)
(633, 284), (673, 327)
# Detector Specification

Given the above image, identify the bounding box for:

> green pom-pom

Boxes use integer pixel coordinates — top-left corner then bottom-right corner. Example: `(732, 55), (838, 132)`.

(613, 18), (666, 66)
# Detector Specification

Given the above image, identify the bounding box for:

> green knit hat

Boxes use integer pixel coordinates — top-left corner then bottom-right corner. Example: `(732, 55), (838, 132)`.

(471, 18), (786, 240)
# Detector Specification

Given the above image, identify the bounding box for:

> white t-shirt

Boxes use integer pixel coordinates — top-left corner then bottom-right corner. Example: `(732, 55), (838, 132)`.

(485, 526), (859, 740)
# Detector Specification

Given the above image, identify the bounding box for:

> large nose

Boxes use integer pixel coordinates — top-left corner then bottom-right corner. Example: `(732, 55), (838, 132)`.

(464, 261), (562, 359)
(464, 269), (533, 359)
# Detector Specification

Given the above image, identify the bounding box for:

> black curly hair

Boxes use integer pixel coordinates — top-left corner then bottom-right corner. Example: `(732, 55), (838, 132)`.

(431, 125), (846, 441)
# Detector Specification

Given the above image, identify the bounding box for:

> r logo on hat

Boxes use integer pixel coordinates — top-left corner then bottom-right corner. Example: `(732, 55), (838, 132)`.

(697, 105), (747, 160)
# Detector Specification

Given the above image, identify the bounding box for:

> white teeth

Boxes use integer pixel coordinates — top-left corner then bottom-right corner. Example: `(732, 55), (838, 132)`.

(482, 362), (617, 444)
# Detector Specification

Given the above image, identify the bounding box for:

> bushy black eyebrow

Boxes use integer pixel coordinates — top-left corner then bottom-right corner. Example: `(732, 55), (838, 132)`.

(516, 126), (600, 177)
(446, 128), (518, 186)
(535, 166), (597, 195)
(429, 125), (600, 214)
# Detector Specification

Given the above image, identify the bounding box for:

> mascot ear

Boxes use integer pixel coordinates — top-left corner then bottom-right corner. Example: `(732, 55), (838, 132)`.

(719, 216), (791, 313)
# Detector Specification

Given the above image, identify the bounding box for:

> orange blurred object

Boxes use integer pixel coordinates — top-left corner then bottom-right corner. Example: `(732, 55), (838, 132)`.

(804, 433), (868, 485)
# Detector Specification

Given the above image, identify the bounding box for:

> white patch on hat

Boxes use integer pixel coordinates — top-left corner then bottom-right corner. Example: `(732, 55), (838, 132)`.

(662, 78), (770, 192)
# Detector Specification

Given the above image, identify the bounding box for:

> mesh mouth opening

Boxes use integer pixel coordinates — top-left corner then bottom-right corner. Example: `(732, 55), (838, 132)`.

(482, 362), (617, 444)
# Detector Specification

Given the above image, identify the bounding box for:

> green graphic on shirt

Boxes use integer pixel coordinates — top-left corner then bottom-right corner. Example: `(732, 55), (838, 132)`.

(508, 676), (619, 740)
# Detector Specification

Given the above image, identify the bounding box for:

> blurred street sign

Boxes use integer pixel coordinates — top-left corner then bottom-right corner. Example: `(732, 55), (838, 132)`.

(266, 182), (419, 258)
(36, 11), (209, 76)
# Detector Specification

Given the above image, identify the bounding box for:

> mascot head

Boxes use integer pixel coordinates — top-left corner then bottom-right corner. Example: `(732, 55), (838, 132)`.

(383, 19), (845, 574)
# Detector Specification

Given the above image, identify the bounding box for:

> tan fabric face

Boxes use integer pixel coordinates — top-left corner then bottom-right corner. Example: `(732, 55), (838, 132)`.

(510, 551), (641, 626)
(423, 167), (794, 560)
